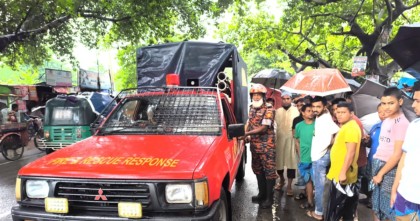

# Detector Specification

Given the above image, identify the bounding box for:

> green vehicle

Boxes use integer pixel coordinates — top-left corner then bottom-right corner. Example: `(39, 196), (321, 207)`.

(40, 93), (112, 154)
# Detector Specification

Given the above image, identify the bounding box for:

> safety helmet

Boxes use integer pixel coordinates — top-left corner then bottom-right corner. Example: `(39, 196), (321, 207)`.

(250, 84), (267, 94)
(249, 84), (267, 99)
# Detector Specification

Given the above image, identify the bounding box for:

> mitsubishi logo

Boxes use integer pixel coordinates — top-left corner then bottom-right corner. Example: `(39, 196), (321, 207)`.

(94, 188), (108, 201)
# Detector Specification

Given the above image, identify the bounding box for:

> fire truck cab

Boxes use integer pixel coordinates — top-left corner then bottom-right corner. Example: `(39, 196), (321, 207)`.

(12, 42), (249, 221)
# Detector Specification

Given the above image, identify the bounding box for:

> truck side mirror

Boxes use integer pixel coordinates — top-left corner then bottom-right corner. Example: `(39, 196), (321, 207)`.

(228, 124), (245, 138)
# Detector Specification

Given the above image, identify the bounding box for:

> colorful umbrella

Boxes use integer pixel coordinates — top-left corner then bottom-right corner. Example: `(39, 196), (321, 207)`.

(280, 68), (351, 96)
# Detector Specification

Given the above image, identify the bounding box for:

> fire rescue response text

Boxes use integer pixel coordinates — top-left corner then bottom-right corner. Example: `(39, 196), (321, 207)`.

(47, 157), (180, 167)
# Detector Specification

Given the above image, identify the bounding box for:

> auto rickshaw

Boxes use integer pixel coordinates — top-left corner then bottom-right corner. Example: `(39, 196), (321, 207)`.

(39, 93), (112, 154)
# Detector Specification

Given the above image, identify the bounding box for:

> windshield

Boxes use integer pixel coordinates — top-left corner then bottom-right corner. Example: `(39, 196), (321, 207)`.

(99, 87), (222, 135)
(48, 106), (91, 126)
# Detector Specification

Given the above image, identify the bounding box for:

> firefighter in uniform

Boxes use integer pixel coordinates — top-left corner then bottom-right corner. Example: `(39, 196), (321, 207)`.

(244, 84), (277, 208)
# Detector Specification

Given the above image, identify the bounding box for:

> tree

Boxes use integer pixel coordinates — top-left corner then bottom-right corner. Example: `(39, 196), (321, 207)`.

(217, 0), (420, 82)
(0, 0), (235, 68)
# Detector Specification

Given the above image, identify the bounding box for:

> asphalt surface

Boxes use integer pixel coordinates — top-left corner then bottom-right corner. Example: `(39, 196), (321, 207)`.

(0, 143), (373, 221)
(229, 149), (373, 221)
(0, 142), (45, 221)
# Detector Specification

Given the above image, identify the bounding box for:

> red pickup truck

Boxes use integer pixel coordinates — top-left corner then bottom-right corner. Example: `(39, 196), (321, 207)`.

(12, 42), (249, 221)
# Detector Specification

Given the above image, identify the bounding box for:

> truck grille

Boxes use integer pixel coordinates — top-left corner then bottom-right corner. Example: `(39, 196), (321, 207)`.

(55, 181), (151, 211)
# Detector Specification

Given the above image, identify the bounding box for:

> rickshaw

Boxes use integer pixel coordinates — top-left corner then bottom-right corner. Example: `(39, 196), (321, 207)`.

(0, 105), (30, 161)
(0, 123), (29, 161)
(39, 93), (112, 154)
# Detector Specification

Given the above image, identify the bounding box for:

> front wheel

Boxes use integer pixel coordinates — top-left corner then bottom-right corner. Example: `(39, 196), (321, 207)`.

(235, 151), (246, 181)
(1, 135), (24, 161)
(33, 129), (45, 151)
(45, 148), (55, 154)
(214, 188), (230, 221)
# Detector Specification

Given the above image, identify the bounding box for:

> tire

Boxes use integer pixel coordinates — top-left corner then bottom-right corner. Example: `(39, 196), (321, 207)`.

(235, 151), (246, 181)
(1, 135), (24, 161)
(45, 148), (55, 154)
(33, 129), (45, 151)
(214, 188), (230, 221)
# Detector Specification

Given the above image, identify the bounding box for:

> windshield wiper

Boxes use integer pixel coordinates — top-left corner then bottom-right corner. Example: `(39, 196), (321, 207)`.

(98, 127), (131, 135)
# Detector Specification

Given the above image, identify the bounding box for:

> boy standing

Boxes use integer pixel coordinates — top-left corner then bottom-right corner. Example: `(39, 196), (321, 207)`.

(372, 87), (410, 221)
(390, 81), (420, 221)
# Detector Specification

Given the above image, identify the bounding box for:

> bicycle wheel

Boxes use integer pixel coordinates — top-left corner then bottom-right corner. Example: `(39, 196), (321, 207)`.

(34, 129), (45, 151)
(1, 135), (24, 161)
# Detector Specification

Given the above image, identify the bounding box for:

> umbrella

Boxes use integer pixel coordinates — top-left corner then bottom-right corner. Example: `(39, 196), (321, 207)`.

(352, 80), (417, 121)
(383, 23), (420, 79)
(345, 78), (361, 92)
(83, 92), (113, 115)
(352, 94), (381, 118)
(353, 80), (385, 99)
(280, 68), (351, 96)
(251, 69), (292, 89)
(265, 87), (282, 109)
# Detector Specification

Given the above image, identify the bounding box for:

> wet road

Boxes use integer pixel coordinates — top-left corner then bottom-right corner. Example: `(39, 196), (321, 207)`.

(0, 145), (373, 221)
(0, 143), (45, 221)
(229, 150), (373, 221)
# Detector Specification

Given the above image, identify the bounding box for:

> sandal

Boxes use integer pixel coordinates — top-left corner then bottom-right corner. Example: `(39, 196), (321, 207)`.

(300, 202), (314, 209)
(286, 189), (294, 196)
(306, 210), (323, 221)
(294, 192), (307, 200)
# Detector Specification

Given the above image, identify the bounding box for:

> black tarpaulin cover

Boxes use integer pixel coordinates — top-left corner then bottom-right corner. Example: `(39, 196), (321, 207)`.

(136, 41), (249, 123)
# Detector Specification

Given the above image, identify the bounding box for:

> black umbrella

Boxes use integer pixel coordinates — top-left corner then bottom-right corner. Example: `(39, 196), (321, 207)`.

(352, 80), (417, 121)
(352, 94), (381, 118)
(383, 24), (420, 79)
(251, 69), (292, 89)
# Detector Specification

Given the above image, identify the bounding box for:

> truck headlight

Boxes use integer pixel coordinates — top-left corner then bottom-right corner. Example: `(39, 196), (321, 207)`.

(44, 130), (50, 139)
(165, 184), (192, 203)
(26, 180), (49, 198)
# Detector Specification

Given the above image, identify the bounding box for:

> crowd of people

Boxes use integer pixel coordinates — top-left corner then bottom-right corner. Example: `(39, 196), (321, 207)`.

(244, 81), (420, 221)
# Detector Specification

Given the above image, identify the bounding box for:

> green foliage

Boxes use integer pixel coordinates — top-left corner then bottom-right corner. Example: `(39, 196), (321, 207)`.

(0, 58), (76, 85)
(0, 0), (236, 69)
(217, 0), (420, 78)
(114, 45), (137, 91)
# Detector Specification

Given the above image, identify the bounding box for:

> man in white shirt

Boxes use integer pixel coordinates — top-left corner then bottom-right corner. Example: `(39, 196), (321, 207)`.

(307, 96), (340, 220)
(390, 81), (420, 221)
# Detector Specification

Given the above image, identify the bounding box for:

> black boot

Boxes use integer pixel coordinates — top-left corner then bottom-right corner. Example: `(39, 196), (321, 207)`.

(251, 174), (266, 203)
(261, 179), (275, 209)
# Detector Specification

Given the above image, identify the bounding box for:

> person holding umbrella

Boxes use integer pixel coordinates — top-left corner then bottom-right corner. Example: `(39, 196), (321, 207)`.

(307, 96), (340, 220)
(244, 84), (277, 209)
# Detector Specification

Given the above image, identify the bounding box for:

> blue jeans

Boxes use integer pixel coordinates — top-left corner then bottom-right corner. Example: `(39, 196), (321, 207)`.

(312, 151), (330, 216)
